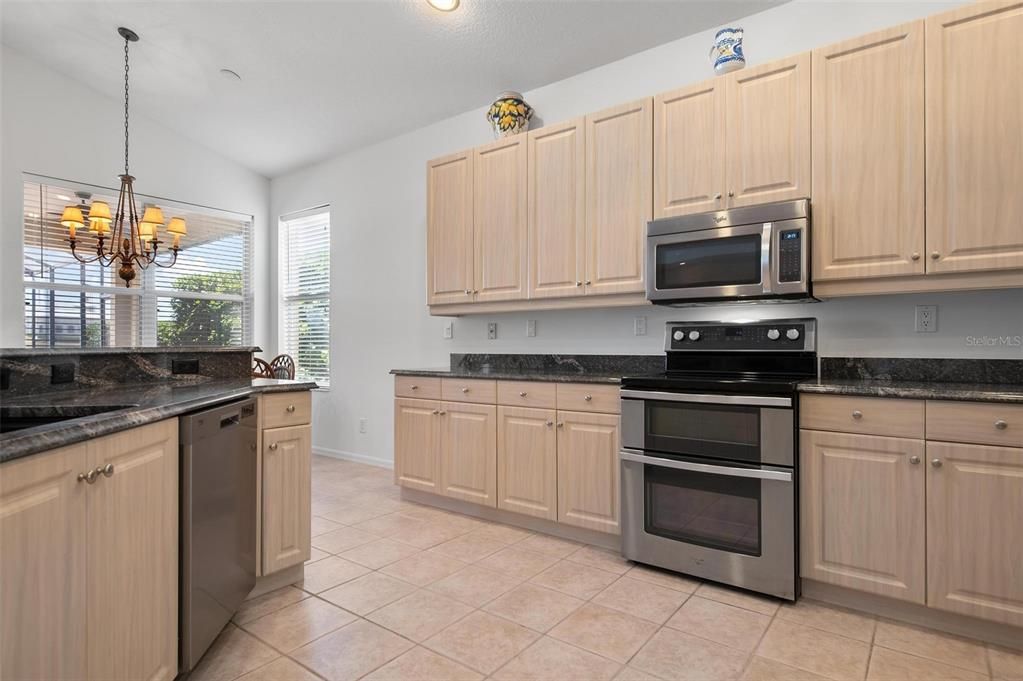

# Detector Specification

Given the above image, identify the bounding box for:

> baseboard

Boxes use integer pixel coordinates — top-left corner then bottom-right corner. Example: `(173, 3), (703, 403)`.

(312, 445), (393, 470)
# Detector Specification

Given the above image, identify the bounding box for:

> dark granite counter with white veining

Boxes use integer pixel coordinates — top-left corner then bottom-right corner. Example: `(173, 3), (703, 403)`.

(0, 378), (317, 464)
(391, 353), (664, 385)
(798, 357), (1023, 404)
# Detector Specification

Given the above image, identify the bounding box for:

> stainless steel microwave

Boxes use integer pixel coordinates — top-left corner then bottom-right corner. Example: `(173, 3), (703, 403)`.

(646, 199), (812, 305)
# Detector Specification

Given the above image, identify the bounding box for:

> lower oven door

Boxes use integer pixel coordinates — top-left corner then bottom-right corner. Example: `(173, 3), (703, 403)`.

(620, 448), (796, 600)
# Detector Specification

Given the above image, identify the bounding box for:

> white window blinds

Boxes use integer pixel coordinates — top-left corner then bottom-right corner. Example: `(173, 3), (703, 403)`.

(22, 175), (253, 348)
(279, 208), (330, 387)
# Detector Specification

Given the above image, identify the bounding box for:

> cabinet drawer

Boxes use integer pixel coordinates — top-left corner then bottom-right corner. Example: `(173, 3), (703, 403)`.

(556, 383), (620, 414)
(441, 378), (497, 403)
(497, 381), (557, 409)
(395, 375), (442, 400)
(262, 391), (312, 429)
(926, 401), (1023, 448)
(800, 394), (924, 438)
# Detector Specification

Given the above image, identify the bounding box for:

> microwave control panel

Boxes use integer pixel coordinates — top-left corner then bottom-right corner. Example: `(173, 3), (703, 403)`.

(778, 229), (803, 283)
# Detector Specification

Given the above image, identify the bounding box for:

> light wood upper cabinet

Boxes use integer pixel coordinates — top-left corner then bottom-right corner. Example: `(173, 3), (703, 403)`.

(654, 80), (726, 218)
(726, 52), (811, 208)
(812, 23), (925, 281)
(926, 441), (1023, 627)
(427, 150), (474, 305)
(585, 98), (652, 295)
(440, 401), (497, 507)
(261, 423), (312, 575)
(800, 429), (926, 604)
(528, 118), (586, 299)
(557, 410), (620, 534)
(497, 406), (558, 521)
(86, 419), (178, 681)
(926, 2), (1023, 274)
(1, 443), (88, 681)
(394, 397), (442, 493)
(474, 136), (528, 301)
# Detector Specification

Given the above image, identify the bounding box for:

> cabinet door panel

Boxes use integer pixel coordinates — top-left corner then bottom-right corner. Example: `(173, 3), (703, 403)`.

(927, 441), (1023, 626)
(812, 23), (925, 280)
(654, 81), (726, 217)
(475, 136), (528, 302)
(87, 419), (178, 681)
(726, 53), (811, 208)
(528, 118), (585, 298)
(926, 3), (1023, 273)
(585, 98), (652, 295)
(427, 151), (474, 304)
(498, 406), (557, 520)
(557, 411), (620, 534)
(394, 398), (441, 493)
(0, 444), (88, 681)
(800, 430), (925, 603)
(262, 424), (312, 574)
(441, 402), (497, 507)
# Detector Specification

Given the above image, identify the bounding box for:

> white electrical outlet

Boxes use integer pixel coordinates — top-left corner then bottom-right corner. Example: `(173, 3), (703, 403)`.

(526, 319), (536, 337)
(488, 322), (498, 340)
(443, 321), (453, 339)
(634, 316), (647, 336)
(358, 418), (367, 434)
(915, 305), (938, 333)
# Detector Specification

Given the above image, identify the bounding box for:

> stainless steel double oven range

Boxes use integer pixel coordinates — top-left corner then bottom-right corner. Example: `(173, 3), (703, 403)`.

(620, 319), (817, 600)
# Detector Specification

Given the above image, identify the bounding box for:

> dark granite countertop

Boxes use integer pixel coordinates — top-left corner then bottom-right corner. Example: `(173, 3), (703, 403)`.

(390, 367), (633, 384)
(392, 353), (664, 385)
(0, 346), (262, 357)
(0, 378), (317, 464)
(798, 379), (1023, 404)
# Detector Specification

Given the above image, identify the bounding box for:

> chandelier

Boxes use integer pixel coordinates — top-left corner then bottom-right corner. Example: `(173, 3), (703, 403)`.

(61, 27), (186, 287)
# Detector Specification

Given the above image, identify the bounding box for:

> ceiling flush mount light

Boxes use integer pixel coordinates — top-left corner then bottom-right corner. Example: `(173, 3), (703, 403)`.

(63, 26), (186, 287)
(426, 0), (459, 12)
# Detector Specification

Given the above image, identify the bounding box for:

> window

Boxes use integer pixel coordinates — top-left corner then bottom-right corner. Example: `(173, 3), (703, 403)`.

(23, 175), (253, 348)
(279, 208), (330, 387)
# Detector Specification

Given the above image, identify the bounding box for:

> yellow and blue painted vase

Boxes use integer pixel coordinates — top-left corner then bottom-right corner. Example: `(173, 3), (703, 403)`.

(486, 91), (534, 138)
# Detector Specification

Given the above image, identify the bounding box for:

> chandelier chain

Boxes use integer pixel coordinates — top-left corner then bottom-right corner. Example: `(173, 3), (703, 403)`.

(124, 35), (130, 176)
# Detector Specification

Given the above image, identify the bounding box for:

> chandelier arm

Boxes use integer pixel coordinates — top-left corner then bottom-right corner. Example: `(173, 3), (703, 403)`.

(69, 240), (105, 265)
(149, 249), (179, 269)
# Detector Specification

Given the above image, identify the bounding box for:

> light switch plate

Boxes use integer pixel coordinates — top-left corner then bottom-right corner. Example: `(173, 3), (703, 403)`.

(634, 316), (647, 336)
(358, 418), (367, 434)
(915, 305), (937, 333)
(443, 321), (453, 339)
(488, 322), (498, 340)
(526, 319), (536, 337)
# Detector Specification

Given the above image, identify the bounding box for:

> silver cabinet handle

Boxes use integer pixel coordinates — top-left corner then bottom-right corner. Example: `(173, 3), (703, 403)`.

(931, 251), (940, 260)
(995, 419), (1008, 430)
(852, 410), (863, 420)
(269, 443), (278, 451)
(519, 391), (527, 397)
(911, 252), (920, 261)
(584, 395), (593, 401)
(78, 469), (99, 484)
(931, 458), (942, 468)
(621, 449), (793, 482)
(286, 404), (296, 413)
(545, 420), (553, 427)
(461, 387), (469, 393)
(100, 463), (114, 478)
(909, 456), (920, 465)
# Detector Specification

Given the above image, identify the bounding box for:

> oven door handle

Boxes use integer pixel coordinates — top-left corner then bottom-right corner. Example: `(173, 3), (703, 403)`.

(620, 448), (793, 482)
(619, 389), (791, 408)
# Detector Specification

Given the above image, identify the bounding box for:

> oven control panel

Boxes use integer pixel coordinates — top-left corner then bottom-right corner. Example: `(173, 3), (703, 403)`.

(666, 319), (815, 351)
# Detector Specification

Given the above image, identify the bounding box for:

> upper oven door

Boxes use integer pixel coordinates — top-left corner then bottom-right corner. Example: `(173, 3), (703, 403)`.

(646, 223), (768, 301)
(621, 390), (794, 467)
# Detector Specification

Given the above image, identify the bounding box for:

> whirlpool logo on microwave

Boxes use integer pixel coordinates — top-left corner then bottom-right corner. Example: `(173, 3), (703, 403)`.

(965, 335), (1023, 347)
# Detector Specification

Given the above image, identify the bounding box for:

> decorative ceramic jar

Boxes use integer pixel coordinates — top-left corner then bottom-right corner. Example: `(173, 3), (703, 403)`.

(486, 91), (534, 138)
(710, 27), (745, 75)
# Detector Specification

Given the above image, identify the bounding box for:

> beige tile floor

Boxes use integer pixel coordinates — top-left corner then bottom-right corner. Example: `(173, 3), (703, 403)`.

(189, 456), (1023, 681)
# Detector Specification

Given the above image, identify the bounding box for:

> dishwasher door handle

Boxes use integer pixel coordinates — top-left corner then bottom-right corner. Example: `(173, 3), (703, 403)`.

(220, 413), (240, 428)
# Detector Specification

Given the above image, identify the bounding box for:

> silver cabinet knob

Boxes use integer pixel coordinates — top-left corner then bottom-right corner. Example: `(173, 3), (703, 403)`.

(557, 422), (564, 428)
(584, 395), (593, 401)
(410, 384), (419, 390)
(78, 469), (99, 484)
(465, 289), (471, 295)
(100, 463), (114, 478)
(909, 456), (920, 465)
(432, 409), (439, 415)
(911, 252), (920, 261)
(439, 410), (447, 415)
(461, 387), (469, 393)
(852, 410), (863, 420)
(995, 419), (1008, 430)
(931, 458), (942, 468)
(931, 251), (940, 260)
(728, 191), (735, 198)
(269, 443), (278, 451)
(584, 280), (591, 285)
(714, 193), (722, 200)
(286, 404), (296, 413)
(545, 420), (553, 427)
(576, 281), (582, 286)
(519, 391), (527, 397)
(472, 289), (479, 294)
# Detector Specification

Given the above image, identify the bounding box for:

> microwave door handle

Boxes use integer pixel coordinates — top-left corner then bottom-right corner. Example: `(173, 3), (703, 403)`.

(620, 449), (793, 482)
(761, 222), (773, 294)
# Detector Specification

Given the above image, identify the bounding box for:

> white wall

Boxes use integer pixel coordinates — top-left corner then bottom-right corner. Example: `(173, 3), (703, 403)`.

(272, 0), (1021, 467)
(0, 45), (272, 349)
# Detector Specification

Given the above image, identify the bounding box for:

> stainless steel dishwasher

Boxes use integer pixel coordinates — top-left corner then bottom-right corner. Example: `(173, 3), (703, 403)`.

(179, 397), (258, 672)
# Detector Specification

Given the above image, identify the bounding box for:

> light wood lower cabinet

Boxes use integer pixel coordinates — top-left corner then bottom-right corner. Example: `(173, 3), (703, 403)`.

(0, 419), (178, 681)
(926, 441), (1023, 627)
(557, 411), (620, 535)
(799, 429), (926, 604)
(261, 424), (312, 575)
(440, 402), (497, 507)
(497, 406), (558, 520)
(394, 398), (442, 493)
